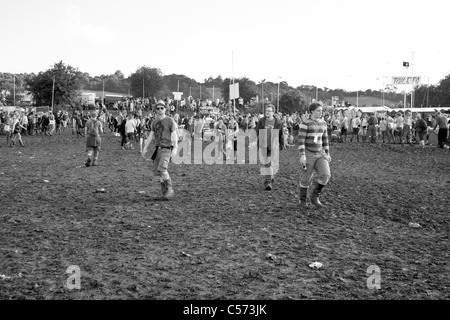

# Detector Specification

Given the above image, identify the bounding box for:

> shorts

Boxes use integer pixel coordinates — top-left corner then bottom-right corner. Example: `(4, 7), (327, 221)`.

(86, 135), (101, 149)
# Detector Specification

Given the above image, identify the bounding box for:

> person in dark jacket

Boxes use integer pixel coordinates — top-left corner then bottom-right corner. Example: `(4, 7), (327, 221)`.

(255, 104), (285, 191)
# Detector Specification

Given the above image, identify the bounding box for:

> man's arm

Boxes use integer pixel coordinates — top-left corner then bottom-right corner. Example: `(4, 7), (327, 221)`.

(278, 121), (285, 150)
(171, 126), (179, 157)
(297, 122), (308, 166)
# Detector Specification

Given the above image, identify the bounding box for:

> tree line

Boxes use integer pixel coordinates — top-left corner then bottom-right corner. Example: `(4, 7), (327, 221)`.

(1, 61), (449, 113)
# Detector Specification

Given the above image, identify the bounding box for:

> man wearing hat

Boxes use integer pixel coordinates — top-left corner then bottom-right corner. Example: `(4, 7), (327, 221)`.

(142, 101), (179, 200)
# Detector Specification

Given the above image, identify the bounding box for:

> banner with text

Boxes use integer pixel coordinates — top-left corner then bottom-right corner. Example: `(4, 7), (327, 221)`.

(391, 76), (421, 86)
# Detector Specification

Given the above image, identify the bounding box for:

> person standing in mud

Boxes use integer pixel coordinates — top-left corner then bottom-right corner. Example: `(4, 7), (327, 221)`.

(414, 113), (427, 147)
(297, 102), (331, 208)
(84, 110), (103, 167)
(142, 101), (178, 200)
(255, 104), (285, 191)
(432, 110), (449, 149)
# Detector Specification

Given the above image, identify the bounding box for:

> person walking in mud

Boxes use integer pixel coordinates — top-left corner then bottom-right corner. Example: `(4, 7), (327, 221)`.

(297, 102), (331, 208)
(10, 113), (26, 147)
(255, 104), (285, 191)
(3, 112), (13, 147)
(84, 110), (103, 167)
(141, 101), (179, 200)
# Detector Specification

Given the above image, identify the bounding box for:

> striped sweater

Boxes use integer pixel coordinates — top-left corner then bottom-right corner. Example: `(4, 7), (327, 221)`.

(297, 117), (330, 156)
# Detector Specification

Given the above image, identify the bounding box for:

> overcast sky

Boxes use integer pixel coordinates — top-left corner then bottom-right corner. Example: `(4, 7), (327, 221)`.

(2, 0), (449, 91)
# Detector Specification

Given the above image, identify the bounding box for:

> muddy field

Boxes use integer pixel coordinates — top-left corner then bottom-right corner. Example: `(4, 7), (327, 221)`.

(0, 129), (449, 301)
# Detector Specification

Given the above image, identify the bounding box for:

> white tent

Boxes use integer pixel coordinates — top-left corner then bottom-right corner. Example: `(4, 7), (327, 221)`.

(334, 106), (391, 113)
(389, 107), (450, 113)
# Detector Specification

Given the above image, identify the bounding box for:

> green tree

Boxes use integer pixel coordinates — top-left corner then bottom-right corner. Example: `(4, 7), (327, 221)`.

(432, 73), (450, 107)
(26, 61), (86, 108)
(130, 66), (164, 99)
(279, 90), (309, 114)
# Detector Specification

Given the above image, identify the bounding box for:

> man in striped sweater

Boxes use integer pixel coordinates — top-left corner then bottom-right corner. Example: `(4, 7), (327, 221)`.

(297, 102), (332, 208)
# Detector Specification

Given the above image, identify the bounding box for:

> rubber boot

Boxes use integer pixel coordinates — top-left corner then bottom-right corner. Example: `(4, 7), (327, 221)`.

(162, 178), (174, 200)
(264, 177), (273, 191)
(92, 158), (98, 166)
(85, 158), (92, 167)
(299, 187), (310, 208)
(160, 180), (167, 197)
(311, 182), (326, 208)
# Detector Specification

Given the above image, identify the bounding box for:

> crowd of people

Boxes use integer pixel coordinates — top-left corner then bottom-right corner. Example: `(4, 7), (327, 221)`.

(1, 103), (449, 151)
(1, 102), (449, 205)
(324, 108), (450, 149)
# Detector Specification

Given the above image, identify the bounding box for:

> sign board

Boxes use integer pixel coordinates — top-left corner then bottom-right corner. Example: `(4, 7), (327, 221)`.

(229, 83), (239, 99)
(173, 92), (183, 101)
(391, 77), (421, 86)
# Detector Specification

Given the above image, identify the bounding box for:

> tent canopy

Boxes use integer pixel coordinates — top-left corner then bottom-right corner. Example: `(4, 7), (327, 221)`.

(334, 106), (391, 113)
(334, 106), (450, 114)
(389, 107), (450, 113)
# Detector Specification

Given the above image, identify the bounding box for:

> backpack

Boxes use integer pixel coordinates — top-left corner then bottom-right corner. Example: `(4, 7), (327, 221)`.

(416, 118), (427, 130)
(87, 120), (99, 136)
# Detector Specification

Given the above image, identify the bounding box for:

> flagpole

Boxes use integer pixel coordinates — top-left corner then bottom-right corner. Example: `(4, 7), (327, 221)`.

(51, 75), (55, 112)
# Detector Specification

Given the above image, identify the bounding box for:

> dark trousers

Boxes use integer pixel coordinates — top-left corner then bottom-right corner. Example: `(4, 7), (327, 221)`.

(121, 133), (127, 146)
(437, 128), (448, 148)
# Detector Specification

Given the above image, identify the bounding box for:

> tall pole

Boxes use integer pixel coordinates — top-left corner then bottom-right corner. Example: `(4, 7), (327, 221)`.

(411, 51), (414, 109)
(51, 75), (55, 112)
(102, 79), (105, 105)
(277, 81), (280, 113)
(177, 80), (180, 112)
(382, 77), (385, 107)
(356, 90), (359, 108)
(403, 64), (408, 108)
(213, 85), (215, 103)
(13, 74), (16, 106)
(142, 73), (145, 102)
(315, 86), (318, 102)
(232, 51), (235, 116)
(200, 85), (202, 100)
(261, 81), (264, 112)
